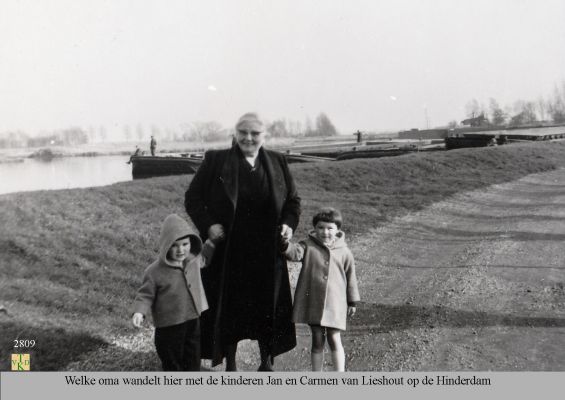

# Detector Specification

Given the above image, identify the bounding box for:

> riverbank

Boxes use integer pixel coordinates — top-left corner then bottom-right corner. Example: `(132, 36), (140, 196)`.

(1, 141), (565, 370)
(0, 137), (296, 161)
(0, 141), (228, 161)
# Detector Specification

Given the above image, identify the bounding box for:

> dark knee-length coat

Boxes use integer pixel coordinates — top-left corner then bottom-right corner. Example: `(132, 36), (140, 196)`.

(184, 146), (301, 366)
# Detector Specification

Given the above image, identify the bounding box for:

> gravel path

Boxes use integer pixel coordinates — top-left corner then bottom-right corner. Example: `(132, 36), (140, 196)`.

(76, 168), (565, 371)
(269, 168), (565, 371)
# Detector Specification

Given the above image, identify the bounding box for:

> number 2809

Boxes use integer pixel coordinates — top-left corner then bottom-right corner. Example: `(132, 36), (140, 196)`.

(14, 339), (36, 348)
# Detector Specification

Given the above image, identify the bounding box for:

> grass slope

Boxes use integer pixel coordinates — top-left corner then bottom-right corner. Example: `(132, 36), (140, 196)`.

(2, 141), (565, 370)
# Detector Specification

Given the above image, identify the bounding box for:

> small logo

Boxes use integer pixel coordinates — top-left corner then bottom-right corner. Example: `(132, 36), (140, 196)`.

(11, 354), (30, 371)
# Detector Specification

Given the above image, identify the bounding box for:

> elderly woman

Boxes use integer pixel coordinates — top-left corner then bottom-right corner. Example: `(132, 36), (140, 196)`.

(185, 112), (301, 371)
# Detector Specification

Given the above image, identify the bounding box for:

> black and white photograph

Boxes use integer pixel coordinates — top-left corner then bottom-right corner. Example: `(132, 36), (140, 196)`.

(1, 0), (565, 387)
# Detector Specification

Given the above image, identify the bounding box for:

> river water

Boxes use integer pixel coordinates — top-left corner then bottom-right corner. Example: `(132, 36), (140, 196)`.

(0, 155), (133, 195)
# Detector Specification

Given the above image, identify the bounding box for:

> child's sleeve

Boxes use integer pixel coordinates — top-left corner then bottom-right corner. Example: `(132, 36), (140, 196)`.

(284, 241), (306, 261)
(131, 272), (155, 317)
(344, 251), (361, 305)
(199, 239), (216, 268)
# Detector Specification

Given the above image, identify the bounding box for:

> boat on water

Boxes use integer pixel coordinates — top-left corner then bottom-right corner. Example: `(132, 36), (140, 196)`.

(335, 144), (445, 160)
(283, 153), (335, 163)
(129, 154), (203, 179)
(129, 151), (333, 179)
(336, 146), (417, 160)
(444, 124), (565, 149)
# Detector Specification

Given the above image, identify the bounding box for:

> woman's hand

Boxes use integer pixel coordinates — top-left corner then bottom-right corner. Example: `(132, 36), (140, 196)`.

(208, 224), (226, 242)
(281, 224), (293, 242)
(347, 306), (356, 317)
(132, 313), (144, 328)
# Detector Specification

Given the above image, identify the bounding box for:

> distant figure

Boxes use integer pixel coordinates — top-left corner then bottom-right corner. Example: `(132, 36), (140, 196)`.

(150, 136), (157, 156)
(354, 130), (363, 143)
(127, 146), (142, 164)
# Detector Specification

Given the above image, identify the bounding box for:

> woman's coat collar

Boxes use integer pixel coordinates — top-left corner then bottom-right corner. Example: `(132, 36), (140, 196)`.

(219, 146), (285, 214)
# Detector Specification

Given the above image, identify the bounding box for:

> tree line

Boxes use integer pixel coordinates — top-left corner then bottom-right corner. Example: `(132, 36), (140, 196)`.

(0, 113), (339, 148)
(452, 81), (565, 128)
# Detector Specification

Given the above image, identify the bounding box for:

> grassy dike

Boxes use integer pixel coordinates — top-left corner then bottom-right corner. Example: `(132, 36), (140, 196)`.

(2, 141), (565, 370)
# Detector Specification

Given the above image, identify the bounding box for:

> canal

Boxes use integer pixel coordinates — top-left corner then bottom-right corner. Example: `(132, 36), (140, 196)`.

(0, 155), (132, 195)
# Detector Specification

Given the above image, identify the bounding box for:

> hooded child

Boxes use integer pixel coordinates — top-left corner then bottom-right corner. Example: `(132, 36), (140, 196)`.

(132, 213), (215, 371)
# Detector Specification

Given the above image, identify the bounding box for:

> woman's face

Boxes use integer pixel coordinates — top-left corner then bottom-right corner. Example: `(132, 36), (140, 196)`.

(236, 124), (266, 156)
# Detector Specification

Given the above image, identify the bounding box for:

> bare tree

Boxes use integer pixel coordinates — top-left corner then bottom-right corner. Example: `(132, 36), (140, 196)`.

(548, 85), (565, 123)
(304, 116), (315, 137)
(509, 100), (537, 126)
(178, 123), (192, 141)
(88, 126), (97, 143)
(465, 99), (482, 118)
(537, 96), (548, 122)
(267, 119), (290, 137)
(489, 98), (506, 126)
(150, 124), (161, 139)
(123, 125), (132, 142)
(59, 127), (88, 145)
(136, 124), (145, 141)
(165, 128), (175, 141)
(287, 119), (303, 136)
(98, 126), (107, 142)
(308, 113), (338, 137)
(190, 121), (225, 142)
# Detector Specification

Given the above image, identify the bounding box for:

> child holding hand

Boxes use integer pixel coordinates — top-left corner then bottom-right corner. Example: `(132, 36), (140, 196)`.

(283, 207), (360, 371)
(131, 214), (216, 371)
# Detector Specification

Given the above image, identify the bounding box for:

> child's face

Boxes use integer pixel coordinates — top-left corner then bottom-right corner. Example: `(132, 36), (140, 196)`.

(167, 237), (191, 262)
(314, 221), (338, 244)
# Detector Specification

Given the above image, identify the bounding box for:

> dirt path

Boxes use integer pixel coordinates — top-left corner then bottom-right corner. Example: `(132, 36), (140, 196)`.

(85, 168), (565, 372)
(250, 168), (565, 371)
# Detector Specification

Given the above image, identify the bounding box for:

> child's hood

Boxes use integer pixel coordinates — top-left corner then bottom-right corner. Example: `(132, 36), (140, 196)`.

(159, 214), (202, 266)
(308, 230), (347, 250)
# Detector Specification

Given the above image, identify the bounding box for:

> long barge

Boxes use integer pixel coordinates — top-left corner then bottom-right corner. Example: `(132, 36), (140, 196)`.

(130, 152), (333, 179)
(445, 125), (565, 149)
(130, 154), (203, 179)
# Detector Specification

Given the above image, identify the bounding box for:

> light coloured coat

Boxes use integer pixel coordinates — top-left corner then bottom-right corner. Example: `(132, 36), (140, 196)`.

(285, 231), (360, 330)
(132, 214), (214, 328)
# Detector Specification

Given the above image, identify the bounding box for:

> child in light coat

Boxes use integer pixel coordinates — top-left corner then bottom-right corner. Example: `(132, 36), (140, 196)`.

(131, 213), (215, 371)
(283, 207), (360, 371)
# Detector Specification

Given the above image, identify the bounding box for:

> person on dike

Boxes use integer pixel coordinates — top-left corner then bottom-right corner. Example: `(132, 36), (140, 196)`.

(131, 214), (216, 371)
(282, 207), (360, 371)
(185, 112), (301, 371)
(150, 135), (157, 156)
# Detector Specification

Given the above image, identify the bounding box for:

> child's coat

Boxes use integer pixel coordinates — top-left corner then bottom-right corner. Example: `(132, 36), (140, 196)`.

(285, 231), (360, 330)
(132, 214), (213, 327)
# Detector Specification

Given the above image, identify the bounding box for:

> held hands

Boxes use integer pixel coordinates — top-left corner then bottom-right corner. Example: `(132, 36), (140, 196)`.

(132, 313), (144, 328)
(347, 306), (356, 317)
(279, 224), (293, 251)
(280, 224), (293, 243)
(208, 224), (226, 243)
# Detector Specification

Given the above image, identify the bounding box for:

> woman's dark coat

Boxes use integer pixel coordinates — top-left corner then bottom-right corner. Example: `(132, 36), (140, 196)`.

(185, 146), (301, 366)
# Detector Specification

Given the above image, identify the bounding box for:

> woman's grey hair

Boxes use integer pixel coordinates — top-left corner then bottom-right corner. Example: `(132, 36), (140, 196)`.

(235, 112), (264, 131)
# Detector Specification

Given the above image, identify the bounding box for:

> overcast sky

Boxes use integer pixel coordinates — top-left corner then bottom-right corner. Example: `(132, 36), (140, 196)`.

(1, 0), (564, 138)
